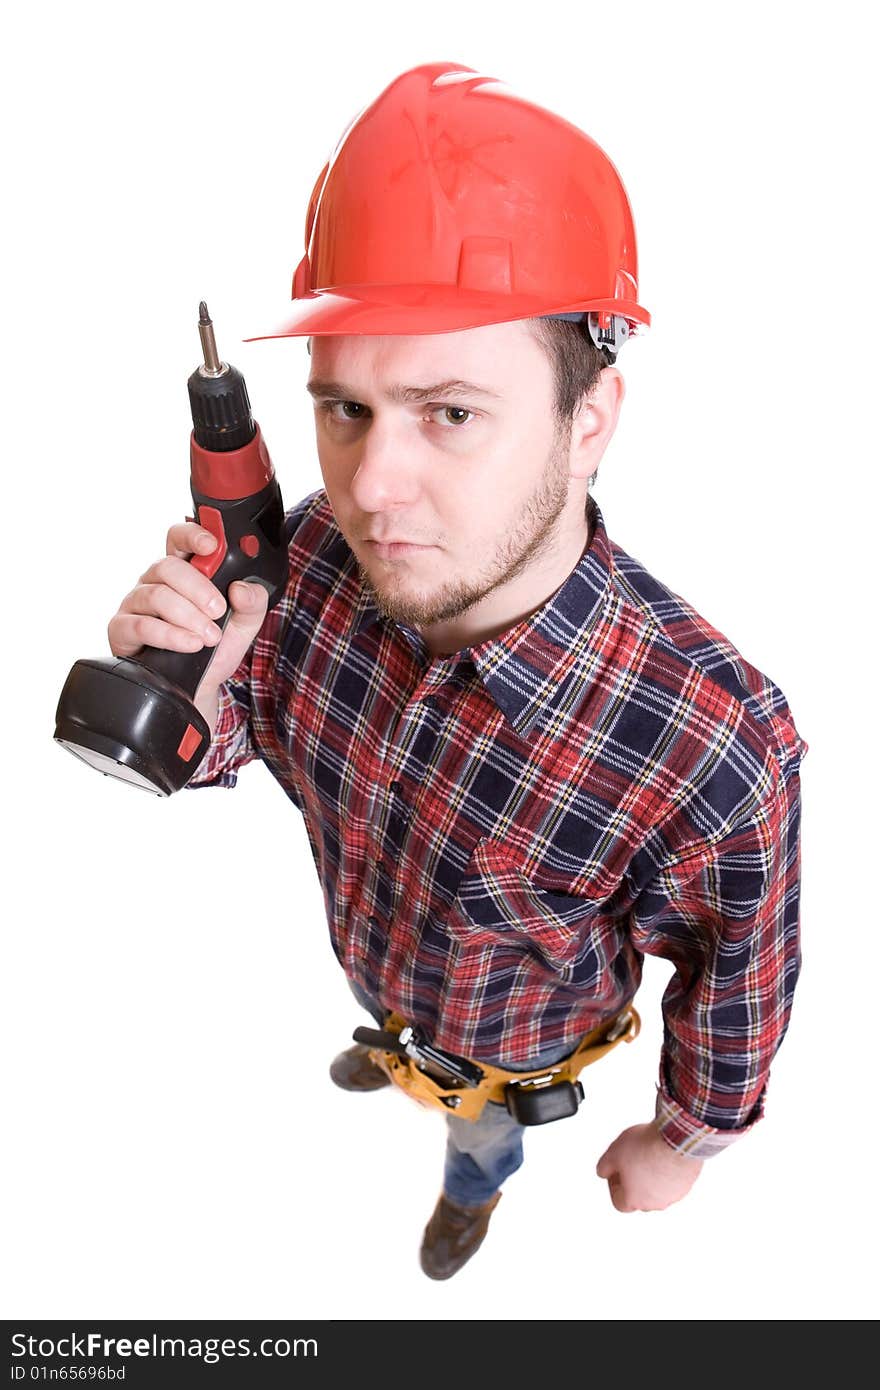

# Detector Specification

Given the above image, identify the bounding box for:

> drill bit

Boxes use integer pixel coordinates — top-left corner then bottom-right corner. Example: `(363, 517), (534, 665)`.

(197, 300), (224, 377)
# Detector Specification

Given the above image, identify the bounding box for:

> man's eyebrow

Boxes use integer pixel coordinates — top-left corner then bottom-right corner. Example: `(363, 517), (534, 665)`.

(305, 377), (504, 404)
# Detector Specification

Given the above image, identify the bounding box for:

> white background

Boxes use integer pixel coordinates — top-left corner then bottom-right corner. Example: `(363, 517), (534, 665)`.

(3, 0), (876, 1322)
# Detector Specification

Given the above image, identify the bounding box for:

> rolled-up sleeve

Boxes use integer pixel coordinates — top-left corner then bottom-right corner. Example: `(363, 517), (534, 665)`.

(630, 754), (805, 1158)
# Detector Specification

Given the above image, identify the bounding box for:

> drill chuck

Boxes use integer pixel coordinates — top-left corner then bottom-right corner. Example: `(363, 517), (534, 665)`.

(187, 302), (255, 453)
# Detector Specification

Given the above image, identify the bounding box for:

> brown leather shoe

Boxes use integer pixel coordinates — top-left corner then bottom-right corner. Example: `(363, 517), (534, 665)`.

(329, 1043), (391, 1092)
(419, 1191), (502, 1280)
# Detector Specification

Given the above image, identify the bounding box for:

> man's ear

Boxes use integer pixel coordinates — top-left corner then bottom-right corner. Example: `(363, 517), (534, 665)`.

(569, 366), (625, 483)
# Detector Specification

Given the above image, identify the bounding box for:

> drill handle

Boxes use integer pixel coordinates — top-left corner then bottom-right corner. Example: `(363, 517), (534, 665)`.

(134, 475), (288, 701)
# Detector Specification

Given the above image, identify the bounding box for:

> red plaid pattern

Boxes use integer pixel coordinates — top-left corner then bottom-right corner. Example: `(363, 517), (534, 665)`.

(187, 490), (808, 1157)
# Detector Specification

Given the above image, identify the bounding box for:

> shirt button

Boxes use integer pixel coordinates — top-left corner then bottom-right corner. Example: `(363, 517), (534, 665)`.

(389, 780), (402, 795)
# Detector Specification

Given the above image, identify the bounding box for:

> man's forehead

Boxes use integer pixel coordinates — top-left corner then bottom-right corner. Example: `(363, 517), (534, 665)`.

(307, 318), (540, 393)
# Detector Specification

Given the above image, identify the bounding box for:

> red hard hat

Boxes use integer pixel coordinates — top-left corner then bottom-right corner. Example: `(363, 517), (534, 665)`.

(244, 61), (650, 342)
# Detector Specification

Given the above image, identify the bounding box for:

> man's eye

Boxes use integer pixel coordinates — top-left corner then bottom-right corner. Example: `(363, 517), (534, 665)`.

(432, 406), (473, 427)
(320, 401), (367, 421)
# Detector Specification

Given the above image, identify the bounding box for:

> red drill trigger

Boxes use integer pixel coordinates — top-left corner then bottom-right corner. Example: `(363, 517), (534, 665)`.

(190, 506), (227, 579)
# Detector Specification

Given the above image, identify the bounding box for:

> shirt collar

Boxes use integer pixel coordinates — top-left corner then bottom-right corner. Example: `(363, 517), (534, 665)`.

(348, 495), (616, 739)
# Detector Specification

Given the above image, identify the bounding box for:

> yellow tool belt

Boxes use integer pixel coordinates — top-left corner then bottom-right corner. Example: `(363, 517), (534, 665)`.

(368, 1004), (640, 1122)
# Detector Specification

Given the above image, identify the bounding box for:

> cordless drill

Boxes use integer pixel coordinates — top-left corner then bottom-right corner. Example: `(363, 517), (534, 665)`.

(54, 303), (288, 796)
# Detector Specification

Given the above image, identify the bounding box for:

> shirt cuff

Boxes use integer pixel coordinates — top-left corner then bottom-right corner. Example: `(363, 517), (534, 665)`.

(653, 1083), (761, 1159)
(184, 768), (239, 789)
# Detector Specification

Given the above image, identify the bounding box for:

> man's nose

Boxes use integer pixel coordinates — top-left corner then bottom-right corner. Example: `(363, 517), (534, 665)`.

(348, 413), (421, 511)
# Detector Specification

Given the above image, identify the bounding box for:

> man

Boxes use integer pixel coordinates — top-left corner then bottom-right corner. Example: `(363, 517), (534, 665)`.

(108, 62), (808, 1279)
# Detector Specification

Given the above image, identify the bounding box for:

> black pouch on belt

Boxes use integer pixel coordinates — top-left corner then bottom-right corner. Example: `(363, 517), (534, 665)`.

(504, 1078), (585, 1125)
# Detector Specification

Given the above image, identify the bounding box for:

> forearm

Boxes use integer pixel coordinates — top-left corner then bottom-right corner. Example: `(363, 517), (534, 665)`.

(193, 682), (220, 738)
(634, 774), (804, 1156)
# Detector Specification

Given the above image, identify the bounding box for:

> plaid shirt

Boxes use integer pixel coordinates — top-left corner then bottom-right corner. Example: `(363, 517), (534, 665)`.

(187, 488), (808, 1157)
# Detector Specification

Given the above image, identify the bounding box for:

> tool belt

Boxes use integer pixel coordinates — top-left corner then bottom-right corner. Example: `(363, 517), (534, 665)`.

(353, 1003), (640, 1125)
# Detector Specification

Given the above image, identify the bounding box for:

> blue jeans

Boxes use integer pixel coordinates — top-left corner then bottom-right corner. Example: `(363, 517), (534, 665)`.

(346, 977), (574, 1208)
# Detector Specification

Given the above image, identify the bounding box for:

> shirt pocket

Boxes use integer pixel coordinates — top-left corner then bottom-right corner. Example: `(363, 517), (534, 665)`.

(443, 836), (601, 982)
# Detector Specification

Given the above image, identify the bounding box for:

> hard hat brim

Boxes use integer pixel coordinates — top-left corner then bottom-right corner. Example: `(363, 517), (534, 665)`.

(243, 285), (650, 341)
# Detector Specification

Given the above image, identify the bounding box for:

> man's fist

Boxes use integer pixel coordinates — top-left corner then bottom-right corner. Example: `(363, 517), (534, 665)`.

(596, 1122), (703, 1212)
